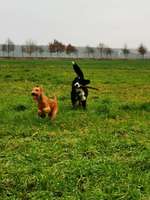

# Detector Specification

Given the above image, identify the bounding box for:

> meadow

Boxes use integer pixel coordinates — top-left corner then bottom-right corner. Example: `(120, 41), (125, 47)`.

(0, 59), (150, 200)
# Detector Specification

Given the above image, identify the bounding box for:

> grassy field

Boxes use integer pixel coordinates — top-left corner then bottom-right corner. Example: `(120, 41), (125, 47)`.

(0, 59), (150, 200)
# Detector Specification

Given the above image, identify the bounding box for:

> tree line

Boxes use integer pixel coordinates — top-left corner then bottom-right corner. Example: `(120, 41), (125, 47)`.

(0, 38), (148, 58)
(0, 39), (78, 57)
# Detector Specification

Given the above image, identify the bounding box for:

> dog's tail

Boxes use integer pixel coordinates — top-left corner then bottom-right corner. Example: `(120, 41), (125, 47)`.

(81, 85), (99, 91)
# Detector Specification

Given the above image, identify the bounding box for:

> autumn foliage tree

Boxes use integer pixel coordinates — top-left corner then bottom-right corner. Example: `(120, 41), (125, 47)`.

(48, 40), (65, 55)
(48, 43), (55, 55)
(138, 44), (147, 59)
(65, 44), (77, 55)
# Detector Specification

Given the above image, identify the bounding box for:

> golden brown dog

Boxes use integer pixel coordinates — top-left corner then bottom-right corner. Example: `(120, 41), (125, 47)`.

(31, 86), (58, 120)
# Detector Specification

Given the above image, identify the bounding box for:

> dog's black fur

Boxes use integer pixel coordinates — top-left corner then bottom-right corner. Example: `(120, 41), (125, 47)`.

(71, 61), (90, 109)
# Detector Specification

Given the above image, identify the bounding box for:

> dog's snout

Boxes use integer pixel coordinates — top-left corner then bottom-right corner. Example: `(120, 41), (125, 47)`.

(31, 92), (35, 96)
(74, 82), (80, 88)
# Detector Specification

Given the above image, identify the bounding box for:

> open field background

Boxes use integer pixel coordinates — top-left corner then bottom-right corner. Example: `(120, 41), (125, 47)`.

(0, 59), (150, 200)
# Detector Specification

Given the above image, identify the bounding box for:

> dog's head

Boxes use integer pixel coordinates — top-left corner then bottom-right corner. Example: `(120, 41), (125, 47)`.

(31, 86), (43, 101)
(72, 61), (90, 89)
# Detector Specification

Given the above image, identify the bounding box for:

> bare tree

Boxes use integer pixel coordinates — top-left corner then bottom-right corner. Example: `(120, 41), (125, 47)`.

(38, 46), (44, 57)
(138, 44), (147, 59)
(104, 47), (113, 58)
(21, 45), (27, 57)
(97, 43), (105, 58)
(0, 44), (2, 56)
(1, 44), (7, 56)
(3, 38), (15, 57)
(85, 46), (95, 58)
(35, 45), (39, 57)
(122, 44), (130, 59)
(25, 40), (37, 57)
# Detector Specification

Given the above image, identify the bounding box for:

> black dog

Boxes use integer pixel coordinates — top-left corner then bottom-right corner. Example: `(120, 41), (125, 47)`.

(71, 61), (90, 109)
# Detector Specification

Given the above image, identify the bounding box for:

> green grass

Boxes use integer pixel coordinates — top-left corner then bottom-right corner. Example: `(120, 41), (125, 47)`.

(0, 59), (150, 200)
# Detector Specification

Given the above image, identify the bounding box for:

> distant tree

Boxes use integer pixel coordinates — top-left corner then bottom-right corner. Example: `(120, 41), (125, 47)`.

(48, 40), (65, 56)
(34, 45), (39, 57)
(97, 43), (105, 58)
(1, 44), (7, 56)
(65, 44), (78, 56)
(21, 45), (26, 57)
(122, 44), (130, 58)
(25, 40), (37, 56)
(48, 42), (55, 55)
(85, 46), (95, 58)
(0, 44), (2, 56)
(38, 46), (44, 57)
(55, 40), (65, 55)
(2, 38), (15, 57)
(104, 47), (113, 58)
(138, 44), (147, 59)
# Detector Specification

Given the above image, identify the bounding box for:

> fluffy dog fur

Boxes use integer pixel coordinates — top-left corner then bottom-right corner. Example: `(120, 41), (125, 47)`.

(31, 86), (58, 120)
(71, 61), (90, 109)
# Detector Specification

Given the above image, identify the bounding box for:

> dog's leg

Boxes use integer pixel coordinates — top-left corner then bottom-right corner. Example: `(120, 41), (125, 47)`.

(81, 100), (87, 109)
(38, 110), (46, 118)
(48, 108), (58, 120)
(79, 101), (82, 107)
(72, 101), (79, 109)
(71, 90), (78, 109)
(43, 107), (51, 113)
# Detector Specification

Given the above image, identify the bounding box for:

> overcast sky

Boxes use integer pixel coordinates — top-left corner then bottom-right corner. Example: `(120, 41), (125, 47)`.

(0, 0), (150, 48)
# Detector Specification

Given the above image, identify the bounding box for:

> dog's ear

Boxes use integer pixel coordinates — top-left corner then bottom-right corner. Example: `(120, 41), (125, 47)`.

(72, 61), (84, 79)
(39, 87), (43, 93)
